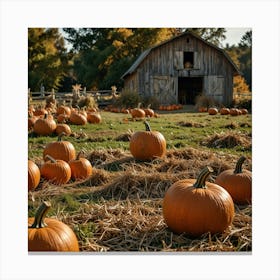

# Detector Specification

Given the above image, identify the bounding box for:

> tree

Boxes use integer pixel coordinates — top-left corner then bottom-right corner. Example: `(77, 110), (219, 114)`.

(63, 28), (177, 89)
(224, 30), (252, 91)
(28, 28), (69, 91)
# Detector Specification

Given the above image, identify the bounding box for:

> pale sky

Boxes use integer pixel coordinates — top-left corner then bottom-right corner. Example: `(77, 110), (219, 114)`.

(223, 28), (252, 47)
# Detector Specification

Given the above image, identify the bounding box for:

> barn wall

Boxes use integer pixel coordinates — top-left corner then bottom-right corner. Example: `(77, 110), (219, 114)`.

(123, 34), (236, 106)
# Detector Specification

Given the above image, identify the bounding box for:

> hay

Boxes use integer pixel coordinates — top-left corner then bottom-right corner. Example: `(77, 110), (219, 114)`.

(30, 147), (252, 252)
(178, 121), (205, 128)
(59, 199), (251, 252)
(202, 132), (251, 149)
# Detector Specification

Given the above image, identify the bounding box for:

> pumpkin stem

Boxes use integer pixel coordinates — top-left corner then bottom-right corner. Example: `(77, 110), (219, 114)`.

(234, 156), (246, 174)
(137, 102), (141, 109)
(45, 155), (56, 163)
(144, 121), (151, 131)
(29, 201), (51, 228)
(58, 132), (66, 141)
(193, 166), (213, 189)
(77, 150), (86, 160)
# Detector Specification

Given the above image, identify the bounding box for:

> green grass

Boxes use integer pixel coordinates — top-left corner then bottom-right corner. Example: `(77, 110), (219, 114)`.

(28, 111), (252, 160)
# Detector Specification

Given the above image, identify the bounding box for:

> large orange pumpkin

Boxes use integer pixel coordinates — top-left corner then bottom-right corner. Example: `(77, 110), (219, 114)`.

(33, 114), (57, 136)
(130, 103), (146, 119)
(28, 160), (40, 191)
(69, 151), (93, 180)
(215, 156), (252, 205)
(55, 123), (72, 136)
(87, 112), (102, 124)
(69, 111), (87, 125)
(144, 104), (155, 118)
(163, 166), (235, 236)
(43, 132), (76, 162)
(41, 155), (71, 185)
(129, 121), (166, 160)
(28, 201), (79, 251)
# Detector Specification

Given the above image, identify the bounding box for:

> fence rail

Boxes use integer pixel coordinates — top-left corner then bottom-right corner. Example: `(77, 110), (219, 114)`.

(233, 92), (252, 99)
(28, 89), (118, 107)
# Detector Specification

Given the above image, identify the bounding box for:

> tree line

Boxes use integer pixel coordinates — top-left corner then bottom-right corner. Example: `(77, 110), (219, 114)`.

(28, 28), (251, 93)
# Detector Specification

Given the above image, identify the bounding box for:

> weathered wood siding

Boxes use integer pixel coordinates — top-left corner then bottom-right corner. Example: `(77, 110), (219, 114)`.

(123, 33), (236, 105)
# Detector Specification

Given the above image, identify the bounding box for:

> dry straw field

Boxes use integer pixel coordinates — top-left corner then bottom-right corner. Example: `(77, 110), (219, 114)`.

(28, 107), (252, 252)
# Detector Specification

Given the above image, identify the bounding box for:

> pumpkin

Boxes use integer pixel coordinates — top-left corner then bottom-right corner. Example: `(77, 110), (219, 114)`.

(130, 103), (146, 119)
(144, 104), (155, 118)
(229, 108), (239, 116)
(43, 132), (76, 162)
(56, 104), (71, 116)
(208, 107), (218, 115)
(240, 108), (248, 115)
(69, 111), (87, 125)
(33, 107), (48, 117)
(28, 160), (40, 191)
(198, 107), (208, 113)
(41, 155), (71, 185)
(220, 107), (230, 115)
(215, 156), (252, 205)
(55, 123), (72, 136)
(129, 121), (166, 160)
(163, 166), (235, 236)
(87, 112), (102, 124)
(33, 114), (57, 136)
(57, 113), (69, 123)
(28, 112), (38, 130)
(28, 201), (79, 251)
(69, 151), (93, 180)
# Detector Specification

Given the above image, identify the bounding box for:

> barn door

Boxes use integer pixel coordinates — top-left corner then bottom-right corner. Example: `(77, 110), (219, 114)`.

(205, 75), (224, 103)
(153, 76), (176, 104)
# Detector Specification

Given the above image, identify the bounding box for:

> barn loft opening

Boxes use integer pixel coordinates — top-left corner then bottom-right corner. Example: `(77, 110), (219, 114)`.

(184, 52), (194, 68)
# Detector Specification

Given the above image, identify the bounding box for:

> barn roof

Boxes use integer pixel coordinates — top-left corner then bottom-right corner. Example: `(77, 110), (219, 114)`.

(121, 31), (241, 79)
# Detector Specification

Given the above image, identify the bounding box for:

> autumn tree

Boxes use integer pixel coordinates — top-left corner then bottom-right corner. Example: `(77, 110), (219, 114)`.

(28, 28), (69, 91)
(63, 28), (177, 89)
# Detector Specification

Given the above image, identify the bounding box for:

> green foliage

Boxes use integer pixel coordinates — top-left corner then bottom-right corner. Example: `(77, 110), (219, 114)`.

(114, 90), (141, 108)
(140, 95), (161, 109)
(224, 30), (252, 91)
(195, 94), (220, 108)
(28, 28), (70, 91)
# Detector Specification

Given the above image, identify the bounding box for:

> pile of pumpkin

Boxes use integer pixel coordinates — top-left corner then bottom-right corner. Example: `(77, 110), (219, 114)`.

(199, 107), (249, 116)
(104, 103), (159, 119)
(28, 103), (102, 136)
(28, 121), (251, 252)
(158, 104), (183, 111)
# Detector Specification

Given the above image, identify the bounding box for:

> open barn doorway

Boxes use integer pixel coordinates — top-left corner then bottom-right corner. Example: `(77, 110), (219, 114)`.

(178, 77), (203, 105)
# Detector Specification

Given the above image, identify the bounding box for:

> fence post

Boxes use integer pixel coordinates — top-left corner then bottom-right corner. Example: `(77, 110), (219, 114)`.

(40, 84), (45, 97)
(28, 88), (31, 105)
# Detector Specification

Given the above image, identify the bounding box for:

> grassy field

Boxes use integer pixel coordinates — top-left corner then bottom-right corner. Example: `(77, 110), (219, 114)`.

(28, 108), (252, 252)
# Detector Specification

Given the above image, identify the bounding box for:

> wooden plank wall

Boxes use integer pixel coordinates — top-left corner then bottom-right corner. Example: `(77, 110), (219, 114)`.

(124, 33), (236, 106)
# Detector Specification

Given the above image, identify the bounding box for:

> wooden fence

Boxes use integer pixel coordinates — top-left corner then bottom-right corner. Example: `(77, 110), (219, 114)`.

(28, 89), (118, 107)
(233, 92), (252, 100)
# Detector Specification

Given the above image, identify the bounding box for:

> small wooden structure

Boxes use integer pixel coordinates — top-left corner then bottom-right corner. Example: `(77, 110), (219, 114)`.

(121, 31), (240, 106)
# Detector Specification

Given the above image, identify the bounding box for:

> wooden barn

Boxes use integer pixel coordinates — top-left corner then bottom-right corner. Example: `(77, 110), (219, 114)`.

(121, 31), (240, 106)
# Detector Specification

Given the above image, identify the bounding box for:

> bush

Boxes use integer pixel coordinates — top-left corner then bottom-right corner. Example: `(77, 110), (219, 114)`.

(115, 90), (141, 108)
(140, 96), (160, 109)
(195, 95), (221, 109)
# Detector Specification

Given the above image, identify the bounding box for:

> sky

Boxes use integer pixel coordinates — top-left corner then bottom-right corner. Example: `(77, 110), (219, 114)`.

(223, 28), (251, 47)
